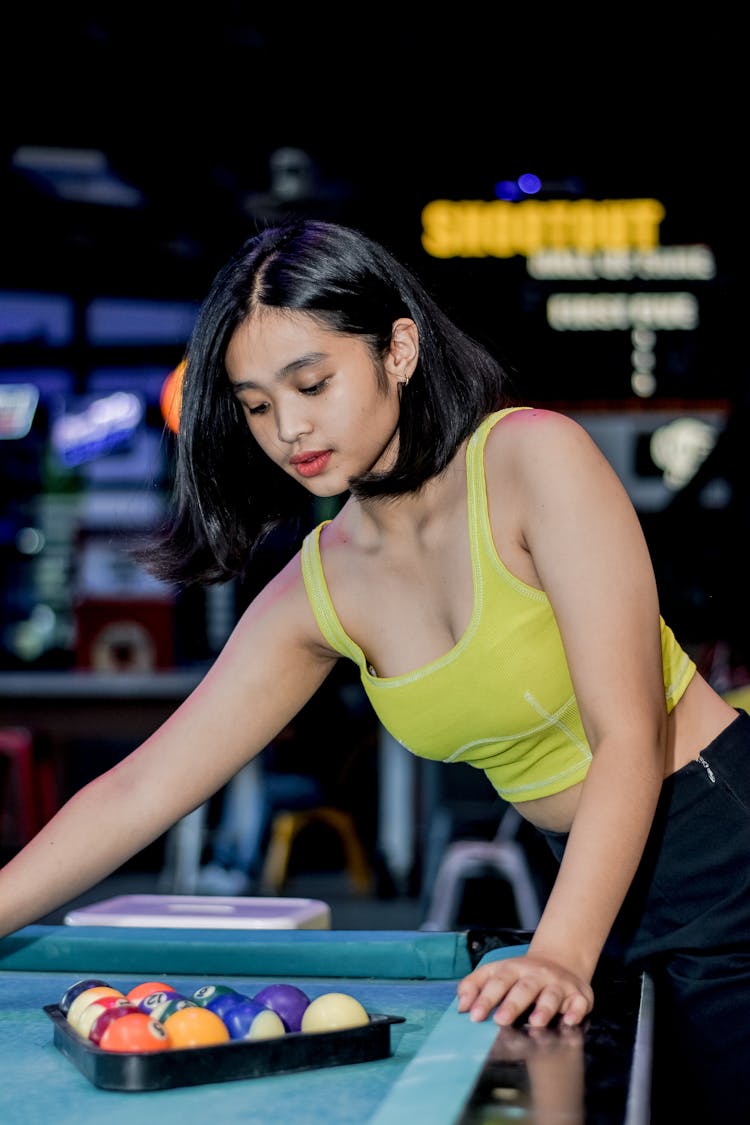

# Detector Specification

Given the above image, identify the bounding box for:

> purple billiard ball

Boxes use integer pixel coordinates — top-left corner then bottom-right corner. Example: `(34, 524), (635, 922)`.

(224, 998), (286, 1040)
(253, 983), (311, 1033)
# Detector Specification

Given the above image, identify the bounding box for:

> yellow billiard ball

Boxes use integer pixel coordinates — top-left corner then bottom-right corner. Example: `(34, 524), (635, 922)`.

(300, 992), (369, 1033)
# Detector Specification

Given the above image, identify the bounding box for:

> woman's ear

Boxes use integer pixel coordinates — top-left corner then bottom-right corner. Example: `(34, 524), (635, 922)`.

(387, 318), (419, 387)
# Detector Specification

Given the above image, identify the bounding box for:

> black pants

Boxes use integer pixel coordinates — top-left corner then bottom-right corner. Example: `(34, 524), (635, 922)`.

(538, 709), (750, 1123)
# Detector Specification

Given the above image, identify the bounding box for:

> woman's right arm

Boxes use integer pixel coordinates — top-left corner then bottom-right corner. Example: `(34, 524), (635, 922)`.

(0, 551), (338, 937)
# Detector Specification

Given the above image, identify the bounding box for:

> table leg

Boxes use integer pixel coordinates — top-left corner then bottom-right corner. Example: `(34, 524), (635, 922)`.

(159, 803), (208, 893)
(377, 727), (416, 893)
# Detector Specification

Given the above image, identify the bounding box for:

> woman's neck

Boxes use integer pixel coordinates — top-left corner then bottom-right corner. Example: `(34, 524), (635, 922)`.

(340, 451), (468, 550)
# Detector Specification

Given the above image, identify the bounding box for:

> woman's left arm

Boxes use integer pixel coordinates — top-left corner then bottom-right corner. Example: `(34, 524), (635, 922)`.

(458, 409), (668, 1027)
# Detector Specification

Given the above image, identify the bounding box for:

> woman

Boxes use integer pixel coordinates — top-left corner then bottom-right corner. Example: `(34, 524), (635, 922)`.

(1, 218), (747, 1119)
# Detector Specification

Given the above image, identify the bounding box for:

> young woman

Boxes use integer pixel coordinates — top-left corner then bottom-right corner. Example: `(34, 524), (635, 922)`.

(1, 218), (747, 1118)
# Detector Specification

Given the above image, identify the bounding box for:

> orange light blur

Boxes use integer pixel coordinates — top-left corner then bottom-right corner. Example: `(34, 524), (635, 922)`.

(160, 360), (185, 434)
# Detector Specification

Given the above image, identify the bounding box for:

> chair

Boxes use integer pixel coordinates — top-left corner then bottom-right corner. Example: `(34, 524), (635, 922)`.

(420, 805), (543, 931)
(0, 727), (60, 850)
(259, 805), (373, 896)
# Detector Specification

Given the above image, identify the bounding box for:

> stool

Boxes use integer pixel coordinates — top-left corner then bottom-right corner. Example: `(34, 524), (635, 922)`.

(260, 806), (373, 896)
(420, 807), (542, 931)
(0, 727), (60, 849)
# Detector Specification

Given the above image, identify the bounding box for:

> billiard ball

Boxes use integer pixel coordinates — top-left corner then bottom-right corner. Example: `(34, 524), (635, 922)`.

(202, 990), (249, 1024)
(78, 996), (137, 1041)
(126, 980), (176, 1003)
(98, 1012), (170, 1053)
(162, 1006), (230, 1048)
(224, 999), (286, 1041)
(254, 983), (311, 1032)
(59, 978), (110, 1016)
(138, 989), (185, 1015)
(88, 1002), (141, 1045)
(191, 983), (241, 1008)
(300, 992), (369, 1033)
(67, 986), (125, 1034)
(149, 996), (196, 1022)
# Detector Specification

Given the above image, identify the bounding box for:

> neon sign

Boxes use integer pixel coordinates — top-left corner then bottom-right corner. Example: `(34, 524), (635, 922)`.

(52, 391), (144, 466)
(421, 198), (666, 259)
(420, 195), (717, 398)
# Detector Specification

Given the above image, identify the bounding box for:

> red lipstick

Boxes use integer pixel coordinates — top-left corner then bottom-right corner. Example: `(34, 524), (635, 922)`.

(290, 450), (332, 478)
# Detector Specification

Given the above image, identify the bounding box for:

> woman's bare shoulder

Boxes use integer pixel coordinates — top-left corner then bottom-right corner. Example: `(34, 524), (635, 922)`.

(492, 406), (590, 440)
(485, 407), (603, 473)
(233, 546), (339, 664)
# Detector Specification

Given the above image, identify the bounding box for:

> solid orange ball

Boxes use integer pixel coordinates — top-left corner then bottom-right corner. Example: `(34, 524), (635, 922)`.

(163, 1005), (230, 1048)
(126, 980), (177, 1004)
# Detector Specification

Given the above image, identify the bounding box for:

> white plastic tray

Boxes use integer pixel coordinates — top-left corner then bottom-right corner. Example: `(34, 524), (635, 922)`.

(63, 893), (332, 930)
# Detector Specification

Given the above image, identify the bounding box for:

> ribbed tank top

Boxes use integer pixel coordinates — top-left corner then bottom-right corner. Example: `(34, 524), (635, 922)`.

(301, 408), (697, 801)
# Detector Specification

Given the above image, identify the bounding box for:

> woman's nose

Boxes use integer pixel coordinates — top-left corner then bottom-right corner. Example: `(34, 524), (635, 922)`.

(275, 401), (313, 444)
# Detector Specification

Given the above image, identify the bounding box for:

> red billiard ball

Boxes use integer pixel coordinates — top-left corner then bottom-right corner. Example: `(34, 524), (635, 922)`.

(88, 1003), (141, 1045)
(67, 986), (125, 1034)
(79, 996), (136, 1041)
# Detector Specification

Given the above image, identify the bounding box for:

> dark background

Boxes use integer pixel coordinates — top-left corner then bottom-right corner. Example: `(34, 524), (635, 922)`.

(2, 9), (745, 387)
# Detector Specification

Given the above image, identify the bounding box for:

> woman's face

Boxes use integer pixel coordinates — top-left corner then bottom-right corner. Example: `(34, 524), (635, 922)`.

(225, 308), (404, 496)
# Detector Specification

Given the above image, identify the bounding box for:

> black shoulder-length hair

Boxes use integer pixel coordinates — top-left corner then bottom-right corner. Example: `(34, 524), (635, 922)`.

(142, 216), (513, 586)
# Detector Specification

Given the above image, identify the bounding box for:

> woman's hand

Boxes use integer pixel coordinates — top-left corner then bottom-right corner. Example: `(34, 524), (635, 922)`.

(456, 953), (594, 1028)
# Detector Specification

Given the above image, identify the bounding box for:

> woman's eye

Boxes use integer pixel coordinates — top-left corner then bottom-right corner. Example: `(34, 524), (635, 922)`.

(300, 379), (328, 396)
(246, 402), (268, 416)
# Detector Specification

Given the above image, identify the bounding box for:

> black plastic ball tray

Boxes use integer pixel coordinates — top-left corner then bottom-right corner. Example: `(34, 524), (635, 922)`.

(45, 1003), (405, 1091)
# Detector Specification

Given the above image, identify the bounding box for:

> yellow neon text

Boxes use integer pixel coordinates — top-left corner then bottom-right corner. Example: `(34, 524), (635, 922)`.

(421, 199), (666, 259)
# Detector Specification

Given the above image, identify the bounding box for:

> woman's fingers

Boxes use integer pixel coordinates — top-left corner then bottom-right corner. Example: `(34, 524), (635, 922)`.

(560, 990), (593, 1027)
(456, 955), (594, 1028)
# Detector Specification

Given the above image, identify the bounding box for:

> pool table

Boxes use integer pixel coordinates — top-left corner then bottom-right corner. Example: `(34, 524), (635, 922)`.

(0, 925), (650, 1123)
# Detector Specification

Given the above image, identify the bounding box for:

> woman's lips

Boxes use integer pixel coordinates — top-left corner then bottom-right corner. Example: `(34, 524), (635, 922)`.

(290, 450), (332, 478)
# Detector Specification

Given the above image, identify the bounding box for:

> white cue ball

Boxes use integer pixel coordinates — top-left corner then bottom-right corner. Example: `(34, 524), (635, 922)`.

(300, 992), (369, 1033)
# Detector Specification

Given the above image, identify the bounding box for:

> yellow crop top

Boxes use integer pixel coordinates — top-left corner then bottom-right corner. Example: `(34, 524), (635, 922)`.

(301, 407), (697, 802)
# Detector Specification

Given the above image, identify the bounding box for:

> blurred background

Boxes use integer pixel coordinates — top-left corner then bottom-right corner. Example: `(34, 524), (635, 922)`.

(0, 9), (747, 928)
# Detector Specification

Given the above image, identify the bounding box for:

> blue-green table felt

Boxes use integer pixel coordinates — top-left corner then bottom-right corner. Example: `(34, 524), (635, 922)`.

(0, 926), (523, 1125)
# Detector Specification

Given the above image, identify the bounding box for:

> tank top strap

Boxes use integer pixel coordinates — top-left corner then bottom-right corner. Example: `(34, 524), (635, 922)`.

(301, 521), (368, 667)
(465, 407), (531, 566)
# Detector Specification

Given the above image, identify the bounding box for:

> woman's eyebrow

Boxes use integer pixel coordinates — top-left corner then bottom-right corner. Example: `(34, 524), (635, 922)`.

(230, 352), (328, 393)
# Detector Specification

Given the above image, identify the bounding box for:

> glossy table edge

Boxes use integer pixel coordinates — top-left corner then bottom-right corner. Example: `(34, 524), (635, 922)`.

(369, 943), (527, 1124)
(370, 948), (653, 1125)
